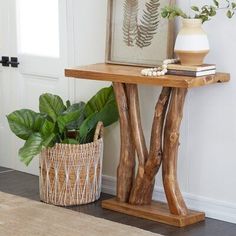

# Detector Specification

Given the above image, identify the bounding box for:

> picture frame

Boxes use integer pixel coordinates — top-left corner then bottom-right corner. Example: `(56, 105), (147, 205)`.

(105, 0), (175, 67)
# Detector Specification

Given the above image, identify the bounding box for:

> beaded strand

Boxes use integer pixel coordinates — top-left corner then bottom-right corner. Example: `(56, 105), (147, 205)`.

(141, 59), (180, 77)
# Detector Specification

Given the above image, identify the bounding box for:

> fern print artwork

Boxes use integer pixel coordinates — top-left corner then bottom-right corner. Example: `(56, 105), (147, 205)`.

(123, 0), (160, 48)
(123, 0), (139, 47)
(106, 0), (173, 66)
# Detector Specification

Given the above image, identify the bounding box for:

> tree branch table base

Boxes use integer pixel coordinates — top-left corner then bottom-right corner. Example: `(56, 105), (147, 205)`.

(65, 63), (230, 227)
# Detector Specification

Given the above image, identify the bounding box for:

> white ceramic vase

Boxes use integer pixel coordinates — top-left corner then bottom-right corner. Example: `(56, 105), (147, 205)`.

(174, 19), (210, 66)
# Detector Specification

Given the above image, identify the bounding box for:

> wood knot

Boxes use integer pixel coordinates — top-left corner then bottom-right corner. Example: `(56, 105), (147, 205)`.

(120, 104), (129, 112)
(205, 76), (213, 83)
(169, 132), (179, 143)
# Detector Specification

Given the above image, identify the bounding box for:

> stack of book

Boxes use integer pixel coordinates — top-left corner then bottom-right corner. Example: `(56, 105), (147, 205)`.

(167, 64), (216, 77)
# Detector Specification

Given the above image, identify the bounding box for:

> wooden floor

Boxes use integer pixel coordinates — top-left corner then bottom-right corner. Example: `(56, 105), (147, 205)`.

(0, 167), (236, 236)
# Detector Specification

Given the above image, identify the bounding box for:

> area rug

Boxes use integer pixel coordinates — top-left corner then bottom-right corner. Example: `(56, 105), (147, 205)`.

(0, 192), (162, 236)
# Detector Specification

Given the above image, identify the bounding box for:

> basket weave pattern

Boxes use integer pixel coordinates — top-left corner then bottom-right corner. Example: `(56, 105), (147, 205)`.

(39, 137), (103, 206)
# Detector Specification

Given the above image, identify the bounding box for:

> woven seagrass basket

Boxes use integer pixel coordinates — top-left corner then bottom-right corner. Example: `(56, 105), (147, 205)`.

(39, 122), (104, 206)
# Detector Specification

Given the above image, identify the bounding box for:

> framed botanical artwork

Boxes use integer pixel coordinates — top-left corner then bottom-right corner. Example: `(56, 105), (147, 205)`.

(105, 0), (175, 67)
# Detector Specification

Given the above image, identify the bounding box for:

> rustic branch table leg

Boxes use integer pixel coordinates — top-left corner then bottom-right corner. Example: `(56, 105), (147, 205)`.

(162, 88), (188, 216)
(113, 82), (136, 203)
(102, 86), (205, 227)
(125, 84), (149, 205)
(128, 87), (171, 205)
(141, 87), (172, 203)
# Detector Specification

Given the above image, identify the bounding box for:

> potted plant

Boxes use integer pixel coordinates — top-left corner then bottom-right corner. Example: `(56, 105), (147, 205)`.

(161, 0), (236, 65)
(7, 86), (119, 206)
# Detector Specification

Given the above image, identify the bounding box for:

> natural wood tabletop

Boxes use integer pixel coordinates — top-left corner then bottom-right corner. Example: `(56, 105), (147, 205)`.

(65, 63), (230, 88)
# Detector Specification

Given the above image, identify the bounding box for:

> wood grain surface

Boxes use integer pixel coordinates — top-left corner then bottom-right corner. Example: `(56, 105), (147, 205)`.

(162, 88), (188, 216)
(113, 82), (135, 203)
(102, 198), (205, 227)
(65, 63), (230, 88)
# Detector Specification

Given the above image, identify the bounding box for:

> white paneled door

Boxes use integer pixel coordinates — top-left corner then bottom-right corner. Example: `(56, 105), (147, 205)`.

(0, 0), (71, 175)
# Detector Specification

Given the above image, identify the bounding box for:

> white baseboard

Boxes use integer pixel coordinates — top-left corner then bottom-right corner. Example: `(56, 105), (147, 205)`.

(102, 175), (236, 224)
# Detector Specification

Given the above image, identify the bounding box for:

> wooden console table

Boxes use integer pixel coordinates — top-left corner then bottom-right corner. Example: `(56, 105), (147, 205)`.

(65, 63), (230, 227)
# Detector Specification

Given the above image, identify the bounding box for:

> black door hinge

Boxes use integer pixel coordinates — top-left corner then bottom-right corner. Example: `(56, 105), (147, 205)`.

(0, 56), (20, 68)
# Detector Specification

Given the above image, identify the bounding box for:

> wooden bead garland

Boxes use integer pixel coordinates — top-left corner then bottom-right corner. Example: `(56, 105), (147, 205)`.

(141, 59), (180, 77)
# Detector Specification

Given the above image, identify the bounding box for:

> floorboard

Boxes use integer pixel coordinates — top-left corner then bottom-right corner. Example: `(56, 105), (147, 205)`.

(0, 169), (236, 236)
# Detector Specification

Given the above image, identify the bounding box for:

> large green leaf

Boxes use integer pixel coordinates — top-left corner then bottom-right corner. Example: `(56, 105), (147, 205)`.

(42, 133), (57, 148)
(19, 132), (56, 166)
(19, 133), (44, 166)
(39, 93), (66, 122)
(7, 109), (44, 140)
(57, 102), (85, 132)
(81, 128), (96, 144)
(79, 99), (119, 143)
(84, 86), (114, 117)
(79, 86), (118, 143)
(40, 119), (55, 137)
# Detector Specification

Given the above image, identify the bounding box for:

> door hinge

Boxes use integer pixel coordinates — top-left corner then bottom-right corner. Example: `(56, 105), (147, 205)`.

(0, 56), (20, 68)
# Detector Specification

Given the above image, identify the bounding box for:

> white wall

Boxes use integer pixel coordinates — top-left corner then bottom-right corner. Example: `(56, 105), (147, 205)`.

(70, 0), (121, 177)
(72, 0), (236, 223)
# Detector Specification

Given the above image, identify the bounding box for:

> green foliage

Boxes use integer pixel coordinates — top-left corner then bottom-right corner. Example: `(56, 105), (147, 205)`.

(79, 86), (118, 143)
(7, 109), (44, 140)
(84, 87), (114, 117)
(19, 133), (45, 166)
(39, 93), (66, 122)
(161, 5), (187, 19)
(161, 0), (236, 23)
(192, 4), (217, 23)
(7, 86), (119, 166)
(57, 102), (85, 133)
(40, 120), (55, 137)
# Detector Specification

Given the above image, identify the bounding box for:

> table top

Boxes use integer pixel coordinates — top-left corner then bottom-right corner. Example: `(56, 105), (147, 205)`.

(65, 63), (230, 88)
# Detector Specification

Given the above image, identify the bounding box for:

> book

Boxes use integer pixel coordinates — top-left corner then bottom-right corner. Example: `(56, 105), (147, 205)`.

(167, 69), (216, 77)
(167, 63), (216, 72)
